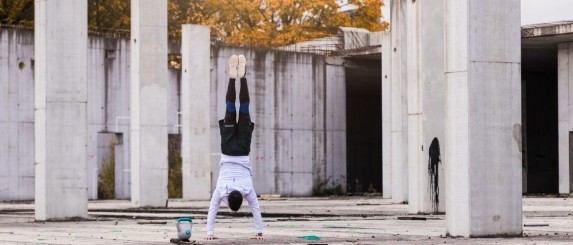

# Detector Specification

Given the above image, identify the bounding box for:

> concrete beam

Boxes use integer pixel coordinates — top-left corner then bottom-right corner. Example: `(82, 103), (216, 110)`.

(181, 25), (211, 200)
(390, 0), (409, 203)
(445, 0), (522, 237)
(407, 0), (446, 214)
(522, 21), (573, 38)
(34, 0), (88, 220)
(130, 0), (169, 207)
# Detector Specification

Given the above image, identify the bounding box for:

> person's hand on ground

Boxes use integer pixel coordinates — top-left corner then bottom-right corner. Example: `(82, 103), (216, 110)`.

(205, 235), (218, 240)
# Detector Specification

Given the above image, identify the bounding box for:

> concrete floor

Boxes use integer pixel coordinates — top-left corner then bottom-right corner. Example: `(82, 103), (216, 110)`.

(1, 196), (573, 244)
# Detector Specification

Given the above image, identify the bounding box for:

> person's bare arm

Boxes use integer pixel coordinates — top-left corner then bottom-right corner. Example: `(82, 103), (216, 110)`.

(245, 190), (264, 236)
(205, 190), (222, 239)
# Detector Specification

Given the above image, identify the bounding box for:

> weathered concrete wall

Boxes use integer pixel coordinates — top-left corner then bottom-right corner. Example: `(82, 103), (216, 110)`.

(0, 28), (35, 201)
(86, 36), (132, 200)
(0, 27), (181, 201)
(208, 47), (346, 196)
(558, 42), (573, 194)
(341, 27), (371, 50)
(1, 27), (345, 200)
(87, 35), (180, 200)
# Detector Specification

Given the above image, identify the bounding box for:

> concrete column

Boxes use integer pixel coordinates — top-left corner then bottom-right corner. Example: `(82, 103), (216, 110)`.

(445, 0), (522, 237)
(382, 31), (392, 199)
(558, 43), (573, 194)
(406, 0), (421, 212)
(325, 62), (348, 192)
(181, 25), (211, 200)
(34, 0), (88, 220)
(407, 0), (446, 214)
(390, 0), (409, 203)
(130, 0), (169, 207)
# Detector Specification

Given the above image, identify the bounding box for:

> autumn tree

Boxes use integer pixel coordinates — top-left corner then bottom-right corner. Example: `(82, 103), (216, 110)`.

(0, 0), (129, 29)
(2, 0), (387, 48)
(88, 0), (130, 30)
(170, 0), (388, 47)
(347, 0), (389, 32)
(0, 0), (33, 23)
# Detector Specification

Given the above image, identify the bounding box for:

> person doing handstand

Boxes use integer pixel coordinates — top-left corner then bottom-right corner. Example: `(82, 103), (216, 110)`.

(205, 54), (263, 240)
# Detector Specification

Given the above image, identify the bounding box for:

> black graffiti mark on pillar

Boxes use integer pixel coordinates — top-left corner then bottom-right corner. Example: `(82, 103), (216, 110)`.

(428, 137), (441, 213)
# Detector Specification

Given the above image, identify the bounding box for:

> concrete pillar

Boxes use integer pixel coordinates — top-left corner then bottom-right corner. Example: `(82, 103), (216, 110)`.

(325, 62), (348, 192)
(181, 25), (211, 200)
(382, 31), (392, 199)
(407, 0), (446, 214)
(558, 42), (573, 194)
(34, 0), (88, 220)
(406, 0), (421, 211)
(445, 0), (522, 237)
(130, 0), (169, 207)
(390, 0), (409, 203)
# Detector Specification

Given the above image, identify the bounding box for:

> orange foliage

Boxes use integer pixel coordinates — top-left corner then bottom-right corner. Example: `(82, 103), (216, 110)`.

(171, 0), (388, 48)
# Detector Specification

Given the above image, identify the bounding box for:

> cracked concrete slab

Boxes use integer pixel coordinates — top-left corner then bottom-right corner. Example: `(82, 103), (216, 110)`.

(1, 197), (573, 244)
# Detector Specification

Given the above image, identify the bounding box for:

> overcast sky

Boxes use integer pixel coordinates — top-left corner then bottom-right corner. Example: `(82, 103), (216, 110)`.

(522, 0), (573, 25)
(381, 0), (573, 25)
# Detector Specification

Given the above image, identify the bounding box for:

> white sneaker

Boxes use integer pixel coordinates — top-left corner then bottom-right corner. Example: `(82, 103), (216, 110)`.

(237, 55), (246, 78)
(229, 55), (238, 79)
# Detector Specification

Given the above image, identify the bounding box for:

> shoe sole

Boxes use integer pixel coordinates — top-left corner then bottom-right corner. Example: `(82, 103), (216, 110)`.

(229, 55), (238, 79)
(237, 55), (246, 78)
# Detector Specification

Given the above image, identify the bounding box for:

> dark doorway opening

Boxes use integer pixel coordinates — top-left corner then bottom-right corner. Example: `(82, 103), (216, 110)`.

(345, 58), (382, 193)
(522, 48), (559, 194)
(168, 134), (183, 198)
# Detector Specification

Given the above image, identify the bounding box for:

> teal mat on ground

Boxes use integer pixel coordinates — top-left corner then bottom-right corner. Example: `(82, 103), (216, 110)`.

(297, 235), (321, 241)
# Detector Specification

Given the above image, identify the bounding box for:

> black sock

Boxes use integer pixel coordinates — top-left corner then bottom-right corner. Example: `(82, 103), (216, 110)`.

(226, 78), (236, 103)
(225, 78), (236, 124)
(239, 78), (249, 104)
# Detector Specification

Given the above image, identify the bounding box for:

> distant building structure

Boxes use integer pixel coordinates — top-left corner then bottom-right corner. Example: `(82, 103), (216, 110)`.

(336, 0), (359, 13)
